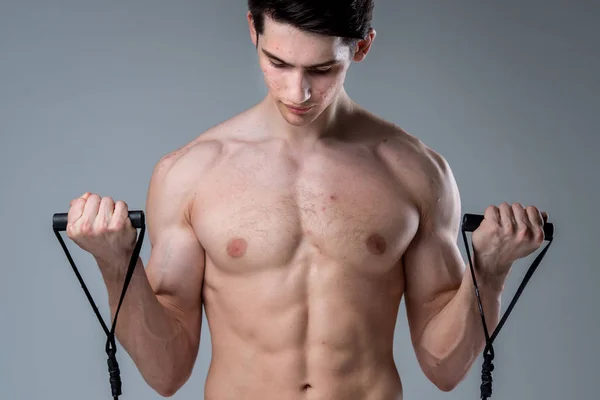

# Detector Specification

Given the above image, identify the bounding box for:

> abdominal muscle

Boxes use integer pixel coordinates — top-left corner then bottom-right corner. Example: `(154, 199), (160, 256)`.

(201, 242), (406, 400)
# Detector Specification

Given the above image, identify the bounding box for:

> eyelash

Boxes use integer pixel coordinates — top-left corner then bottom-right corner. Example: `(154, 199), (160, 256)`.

(268, 60), (332, 75)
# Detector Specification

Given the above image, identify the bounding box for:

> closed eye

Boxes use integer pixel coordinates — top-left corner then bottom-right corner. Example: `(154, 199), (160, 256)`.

(309, 67), (333, 75)
(269, 60), (334, 75)
(269, 60), (288, 68)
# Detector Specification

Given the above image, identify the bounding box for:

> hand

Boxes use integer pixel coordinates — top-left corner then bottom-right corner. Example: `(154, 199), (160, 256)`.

(66, 192), (138, 267)
(471, 202), (548, 279)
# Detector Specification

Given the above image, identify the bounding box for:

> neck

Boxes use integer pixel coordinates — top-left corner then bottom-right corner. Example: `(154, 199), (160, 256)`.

(261, 88), (355, 146)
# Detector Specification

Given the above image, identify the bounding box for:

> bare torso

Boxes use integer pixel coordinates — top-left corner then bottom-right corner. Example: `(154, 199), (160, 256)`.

(176, 106), (430, 400)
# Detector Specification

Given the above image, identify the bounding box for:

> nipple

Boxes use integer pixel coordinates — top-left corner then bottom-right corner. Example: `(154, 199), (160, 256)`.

(366, 233), (387, 255)
(226, 238), (248, 258)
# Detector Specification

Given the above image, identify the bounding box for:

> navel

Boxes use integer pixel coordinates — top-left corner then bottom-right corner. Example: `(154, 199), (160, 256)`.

(226, 238), (248, 258)
(366, 233), (387, 255)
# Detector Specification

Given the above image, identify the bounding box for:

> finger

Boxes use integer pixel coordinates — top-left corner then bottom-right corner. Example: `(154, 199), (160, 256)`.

(499, 202), (515, 233)
(526, 206), (543, 227)
(109, 200), (130, 231)
(99, 196), (115, 228)
(512, 202), (529, 232)
(70, 192), (92, 210)
(484, 205), (501, 227)
(81, 193), (101, 230)
(526, 206), (545, 241)
(541, 211), (549, 223)
(67, 197), (87, 230)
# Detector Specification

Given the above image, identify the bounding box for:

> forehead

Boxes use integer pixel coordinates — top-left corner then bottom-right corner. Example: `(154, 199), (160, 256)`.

(259, 16), (349, 63)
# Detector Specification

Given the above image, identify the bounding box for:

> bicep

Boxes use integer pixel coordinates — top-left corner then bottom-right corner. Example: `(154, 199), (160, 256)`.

(402, 150), (465, 343)
(144, 154), (206, 336)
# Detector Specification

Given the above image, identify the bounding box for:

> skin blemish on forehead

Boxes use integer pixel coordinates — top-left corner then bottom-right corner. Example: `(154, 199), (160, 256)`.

(366, 233), (387, 255)
(260, 20), (349, 68)
(226, 238), (248, 258)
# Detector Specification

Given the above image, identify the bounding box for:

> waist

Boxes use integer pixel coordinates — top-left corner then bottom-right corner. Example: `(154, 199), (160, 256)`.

(205, 343), (402, 400)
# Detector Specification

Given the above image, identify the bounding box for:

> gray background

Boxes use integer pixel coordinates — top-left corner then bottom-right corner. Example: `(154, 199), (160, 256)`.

(1, 0), (598, 399)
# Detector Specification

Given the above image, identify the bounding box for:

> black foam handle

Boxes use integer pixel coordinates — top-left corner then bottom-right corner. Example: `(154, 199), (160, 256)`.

(52, 211), (145, 231)
(462, 213), (554, 241)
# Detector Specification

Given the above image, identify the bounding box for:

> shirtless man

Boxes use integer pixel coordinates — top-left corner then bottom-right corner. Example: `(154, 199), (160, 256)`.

(66, 1), (548, 398)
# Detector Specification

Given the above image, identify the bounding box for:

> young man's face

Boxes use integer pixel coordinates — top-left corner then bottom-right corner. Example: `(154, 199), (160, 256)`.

(249, 13), (374, 127)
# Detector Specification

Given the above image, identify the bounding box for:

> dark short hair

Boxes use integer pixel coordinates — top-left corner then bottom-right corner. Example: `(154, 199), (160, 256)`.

(248, 0), (374, 45)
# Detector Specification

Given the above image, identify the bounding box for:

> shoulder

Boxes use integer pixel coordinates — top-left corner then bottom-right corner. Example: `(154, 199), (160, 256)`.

(152, 104), (261, 178)
(364, 116), (460, 226)
(146, 106), (260, 217)
(146, 113), (243, 219)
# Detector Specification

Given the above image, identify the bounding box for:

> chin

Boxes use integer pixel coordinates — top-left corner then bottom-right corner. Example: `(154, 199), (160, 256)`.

(282, 114), (315, 126)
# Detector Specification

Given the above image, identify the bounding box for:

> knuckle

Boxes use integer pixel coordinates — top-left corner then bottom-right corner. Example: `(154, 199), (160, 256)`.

(80, 221), (93, 235)
(95, 220), (108, 232)
(517, 227), (531, 239)
(66, 224), (76, 237)
(534, 228), (545, 242)
(108, 221), (123, 232)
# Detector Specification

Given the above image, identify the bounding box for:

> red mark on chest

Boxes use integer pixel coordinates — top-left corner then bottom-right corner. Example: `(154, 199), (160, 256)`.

(366, 234), (387, 255)
(226, 238), (248, 258)
(329, 194), (337, 201)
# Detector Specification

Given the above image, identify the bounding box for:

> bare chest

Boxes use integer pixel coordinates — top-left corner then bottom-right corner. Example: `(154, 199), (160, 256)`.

(192, 143), (420, 275)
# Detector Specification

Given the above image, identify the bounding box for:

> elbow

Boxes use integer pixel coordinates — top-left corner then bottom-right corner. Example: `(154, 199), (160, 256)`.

(155, 385), (178, 398)
(423, 364), (462, 392)
(151, 373), (188, 398)
(418, 352), (465, 393)
(147, 362), (195, 397)
(432, 375), (460, 392)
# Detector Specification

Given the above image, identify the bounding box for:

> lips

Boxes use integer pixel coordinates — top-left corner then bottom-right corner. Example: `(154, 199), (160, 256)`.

(284, 104), (313, 114)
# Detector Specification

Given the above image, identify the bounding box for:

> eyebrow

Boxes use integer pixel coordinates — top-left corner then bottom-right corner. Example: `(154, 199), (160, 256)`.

(261, 49), (339, 68)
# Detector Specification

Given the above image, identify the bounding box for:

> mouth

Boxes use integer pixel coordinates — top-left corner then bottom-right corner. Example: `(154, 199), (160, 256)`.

(284, 103), (314, 115)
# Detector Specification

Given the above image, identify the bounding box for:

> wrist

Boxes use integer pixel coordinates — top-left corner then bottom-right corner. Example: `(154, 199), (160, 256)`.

(477, 272), (506, 293)
(473, 257), (510, 292)
(94, 253), (131, 282)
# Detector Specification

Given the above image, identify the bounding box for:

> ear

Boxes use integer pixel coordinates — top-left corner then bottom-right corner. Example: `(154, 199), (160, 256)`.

(247, 11), (258, 47)
(352, 28), (377, 62)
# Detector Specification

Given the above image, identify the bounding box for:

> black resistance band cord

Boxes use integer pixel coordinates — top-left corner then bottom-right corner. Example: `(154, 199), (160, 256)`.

(52, 211), (554, 399)
(53, 211), (146, 400)
(461, 213), (554, 399)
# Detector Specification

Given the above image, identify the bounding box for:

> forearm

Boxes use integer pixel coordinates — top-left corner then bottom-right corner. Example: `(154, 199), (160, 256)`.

(419, 260), (507, 391)
(97, 256), (196, 395)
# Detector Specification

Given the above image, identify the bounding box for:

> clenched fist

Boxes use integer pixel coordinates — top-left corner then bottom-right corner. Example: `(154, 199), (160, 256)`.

(67, 192), (138, 266)
(472, 202), (548, 278)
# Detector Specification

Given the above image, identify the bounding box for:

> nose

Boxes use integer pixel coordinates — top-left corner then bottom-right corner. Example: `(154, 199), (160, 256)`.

(286, 70), (311, 105)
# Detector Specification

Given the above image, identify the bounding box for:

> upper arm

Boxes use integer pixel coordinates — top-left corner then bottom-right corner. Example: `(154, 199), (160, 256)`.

(402, 148), (465, 347)
(144, 150), (206, 344)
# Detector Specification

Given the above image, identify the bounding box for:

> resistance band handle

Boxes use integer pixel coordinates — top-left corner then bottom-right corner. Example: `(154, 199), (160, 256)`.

(52, 211), (145, 231)
(462, 213), (554, 241)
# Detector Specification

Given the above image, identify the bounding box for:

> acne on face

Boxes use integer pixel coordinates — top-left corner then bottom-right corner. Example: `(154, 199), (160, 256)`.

(255, 17), (352, 114)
